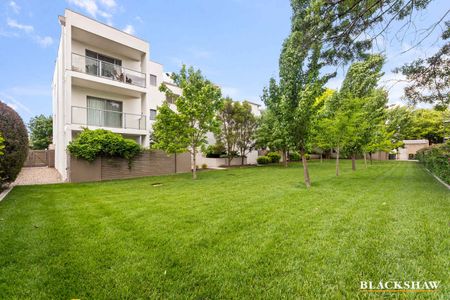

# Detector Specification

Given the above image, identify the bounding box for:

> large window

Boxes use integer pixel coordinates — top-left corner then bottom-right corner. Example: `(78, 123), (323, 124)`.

(85, 50), (122, 79)
(87, 96), (123, 128)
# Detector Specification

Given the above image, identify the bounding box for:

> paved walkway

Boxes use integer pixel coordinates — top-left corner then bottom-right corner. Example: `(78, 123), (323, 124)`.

(13, 167), (62, 186)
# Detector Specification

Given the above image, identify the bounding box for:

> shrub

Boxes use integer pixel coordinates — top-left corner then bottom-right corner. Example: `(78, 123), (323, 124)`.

(257, 156), (271, 164)
(305, 153), (311, 160)
(67, 129), (141, 163)
(204, 144), (226, 158)
(416, 142), (450, 184)
(267, 152), (281, 163)
(289, 151), (300, 161)
(0, 101), (29, 186)
(201, 163), (208, 169)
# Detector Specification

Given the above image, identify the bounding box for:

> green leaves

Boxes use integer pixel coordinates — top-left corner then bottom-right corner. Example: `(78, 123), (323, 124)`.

(67, 129), (141, 162)
(28, 114), (53, 150)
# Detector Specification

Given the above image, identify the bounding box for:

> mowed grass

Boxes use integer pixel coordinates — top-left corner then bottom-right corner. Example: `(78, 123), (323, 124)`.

(0, 161), (448, 299)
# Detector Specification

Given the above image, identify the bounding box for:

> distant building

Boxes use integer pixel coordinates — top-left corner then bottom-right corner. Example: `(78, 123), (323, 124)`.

(398, 140), (429, 160)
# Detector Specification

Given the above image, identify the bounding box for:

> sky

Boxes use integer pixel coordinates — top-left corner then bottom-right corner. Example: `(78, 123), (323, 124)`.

(0, 0), (448, 123)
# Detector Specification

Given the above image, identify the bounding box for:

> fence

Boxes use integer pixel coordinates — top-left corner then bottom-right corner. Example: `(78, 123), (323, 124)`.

(69, 150), (191, 183)
(24, 150), (55, 167)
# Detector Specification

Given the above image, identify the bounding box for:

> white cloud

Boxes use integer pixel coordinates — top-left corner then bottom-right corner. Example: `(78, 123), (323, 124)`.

(67, 0), (99, 17)
(35, 36), (54, 47)
(188, 48), (212, 59)
(67, 0), (116, 24)
(99, 0), (116, 8)
(9, 1), (20, 14)
(7, 85), (51, 97)
(7, 18), (33, 33)
(122, 24), (135, 35)
(6, 18), (53, 47)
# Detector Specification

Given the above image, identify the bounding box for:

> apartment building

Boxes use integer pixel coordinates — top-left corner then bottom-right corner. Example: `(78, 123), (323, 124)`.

(53, 10), (260, 180)
(52, 10), (181, 180)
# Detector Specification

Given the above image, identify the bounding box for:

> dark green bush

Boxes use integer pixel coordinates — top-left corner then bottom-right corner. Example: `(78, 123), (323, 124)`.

(68, 129), (141, 162)
(289, 151), (300, 161)
(267, 152), (281, 163)
(0, 101), (29, 186)
(257, 156), (271, 164)
(205, 144), (226, 158)
(416, 141), (450, 184)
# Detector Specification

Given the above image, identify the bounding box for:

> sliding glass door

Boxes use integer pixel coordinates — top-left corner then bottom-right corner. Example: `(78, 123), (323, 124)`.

(87, 97), (123, 128)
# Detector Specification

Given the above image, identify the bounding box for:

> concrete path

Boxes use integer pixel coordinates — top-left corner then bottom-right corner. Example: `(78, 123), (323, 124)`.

(13, 167), (62, 186)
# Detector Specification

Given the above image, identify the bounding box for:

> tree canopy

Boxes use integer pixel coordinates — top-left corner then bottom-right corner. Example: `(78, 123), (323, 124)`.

(28, 115), (53, 150)
(153, 65), (222, 179)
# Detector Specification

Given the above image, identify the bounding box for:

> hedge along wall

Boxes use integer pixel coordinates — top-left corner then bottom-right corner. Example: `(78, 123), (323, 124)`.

(69, 150), (191, 183)
(416, 142), (450, 184)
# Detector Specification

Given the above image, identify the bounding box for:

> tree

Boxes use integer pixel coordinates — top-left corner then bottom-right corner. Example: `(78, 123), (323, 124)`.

(336, 54), (385, 171)
(0, 134), (4, 156)
(216, 98), (239, 166)
(235, 101), (259, 165)
(28, 114), (53, 150)
(154, 65), (222, 179)
(259, 78), (291, 167)
(386, 105), (414, 156)
(315, 91), (357, 176)
(0, 101), (28, 187)
(278, 0), (336, 188)
(395, 22), (449, 110)
(408, 109), (445, 144)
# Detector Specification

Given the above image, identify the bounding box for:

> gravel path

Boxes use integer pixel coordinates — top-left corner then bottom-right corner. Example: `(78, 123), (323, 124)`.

(13, 167), (62, 186)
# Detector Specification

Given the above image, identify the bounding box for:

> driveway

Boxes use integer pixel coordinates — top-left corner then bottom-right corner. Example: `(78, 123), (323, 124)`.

(14, 167), (62, 186)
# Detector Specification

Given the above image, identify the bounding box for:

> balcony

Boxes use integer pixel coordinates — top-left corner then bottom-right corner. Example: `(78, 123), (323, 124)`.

(71, 53), (146, 88)
(71, 106), (146, 130)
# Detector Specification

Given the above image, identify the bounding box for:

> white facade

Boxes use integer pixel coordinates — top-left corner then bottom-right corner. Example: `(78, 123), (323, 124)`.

(53, 10), (174, 180)
(398, 140), (429, 160)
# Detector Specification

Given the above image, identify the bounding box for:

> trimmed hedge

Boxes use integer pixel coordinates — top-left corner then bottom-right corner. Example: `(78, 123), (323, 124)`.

(68, 129), (141, 162)
(267, 152), (281, 163)
(416, 142), (450, 184)
(257, 156), (271, 164)
(0, 101), (29, 186)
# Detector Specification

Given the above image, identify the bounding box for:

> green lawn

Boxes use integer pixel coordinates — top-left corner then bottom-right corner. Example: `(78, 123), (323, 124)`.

(0, 161), (448, 299)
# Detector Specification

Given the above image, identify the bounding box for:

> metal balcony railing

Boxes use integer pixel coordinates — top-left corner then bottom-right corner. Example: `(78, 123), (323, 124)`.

(71, 106), (146, 130)
(71, 53), (146, 88)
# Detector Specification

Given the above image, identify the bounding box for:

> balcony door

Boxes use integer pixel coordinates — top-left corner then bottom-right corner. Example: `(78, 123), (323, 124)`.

(87, 97), (123, 128)
(85, 50), (122, 79)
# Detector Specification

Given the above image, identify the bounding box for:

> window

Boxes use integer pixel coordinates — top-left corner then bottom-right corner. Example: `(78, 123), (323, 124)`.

(150, 74), (157, 86)
(149, 109), (157, 121)
(85, 50), (122, 79)
(166, 95), (178, 104)
(87, 96), (123, 128)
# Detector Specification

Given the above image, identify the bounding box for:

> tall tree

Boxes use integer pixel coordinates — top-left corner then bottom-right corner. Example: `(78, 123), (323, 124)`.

(216, 98), (239, 166)
(337, 54), (385, 170)
(278, 1), (335, 187)
(260, 78), (291, 167)
(154, 65), (222, 179)
(28, 115), (53, 150)
(386, 105), (414, 156)
(235, 101), (259, 165)
(408, 108), (446, 144)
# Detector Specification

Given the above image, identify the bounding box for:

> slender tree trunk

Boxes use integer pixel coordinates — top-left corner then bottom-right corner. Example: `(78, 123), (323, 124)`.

(192, 148), (197, 180)
(351, 154), (356, 171)
(283, 149), (288, 167)
(301, 150), (311, 188)
(369, 153), (373, 165)
(336, 146), (340, 176)
(363, 152), (367, 168)
(241, 154), (245, 165)
(320, 153), (323, 164)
